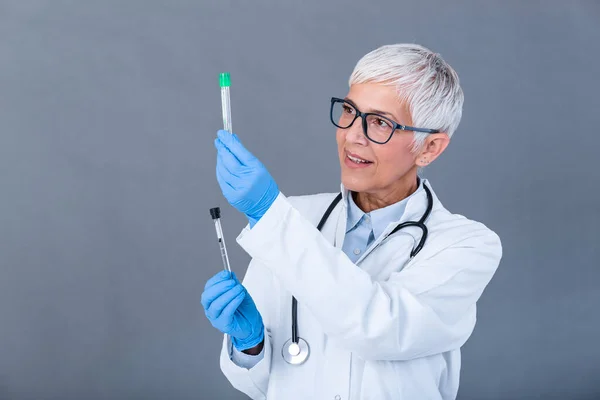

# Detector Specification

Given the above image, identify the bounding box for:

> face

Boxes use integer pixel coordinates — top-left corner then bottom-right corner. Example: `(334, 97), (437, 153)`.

(336, 83), (420, 197)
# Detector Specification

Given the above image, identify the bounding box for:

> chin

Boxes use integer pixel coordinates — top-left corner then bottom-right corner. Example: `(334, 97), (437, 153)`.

(341, 173), (370, 193)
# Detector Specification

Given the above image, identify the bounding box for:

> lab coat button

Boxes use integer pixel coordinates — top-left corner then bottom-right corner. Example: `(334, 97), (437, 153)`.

(353, 248), (361, 255)
(334, 396), (341, 400)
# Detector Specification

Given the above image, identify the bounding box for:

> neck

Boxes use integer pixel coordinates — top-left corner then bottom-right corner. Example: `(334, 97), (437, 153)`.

(353, 173), (419, 213)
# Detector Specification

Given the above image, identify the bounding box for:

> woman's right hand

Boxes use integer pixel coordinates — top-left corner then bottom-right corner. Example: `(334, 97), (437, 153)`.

(201, 270), (265, 351)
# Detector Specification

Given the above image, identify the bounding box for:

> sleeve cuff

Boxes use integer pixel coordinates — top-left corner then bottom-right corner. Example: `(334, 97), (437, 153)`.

(236, 192), (291, 246)
(230, 340), (265, 369)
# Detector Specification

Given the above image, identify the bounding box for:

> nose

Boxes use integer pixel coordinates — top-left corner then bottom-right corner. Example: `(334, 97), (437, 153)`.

(344, 117), (369, 146)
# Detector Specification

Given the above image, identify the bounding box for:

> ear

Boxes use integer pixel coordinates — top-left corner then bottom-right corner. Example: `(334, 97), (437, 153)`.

(415, 133), (450, 167)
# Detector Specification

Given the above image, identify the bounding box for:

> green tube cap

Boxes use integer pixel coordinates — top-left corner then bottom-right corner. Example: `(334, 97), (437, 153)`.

(219, 72), (231, 87)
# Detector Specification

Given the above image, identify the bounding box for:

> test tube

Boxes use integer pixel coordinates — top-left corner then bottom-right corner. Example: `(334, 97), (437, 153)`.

(220, 72), (232, 133)
(210, 207), (232, 272)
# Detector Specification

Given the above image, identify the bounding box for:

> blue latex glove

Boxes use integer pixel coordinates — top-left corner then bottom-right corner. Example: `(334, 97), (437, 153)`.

(201, 270), (264, 351)
(214, 130), (279, 228)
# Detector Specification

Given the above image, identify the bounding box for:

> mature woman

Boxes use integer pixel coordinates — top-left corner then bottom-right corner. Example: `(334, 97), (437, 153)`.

(201, 43), (502, 399)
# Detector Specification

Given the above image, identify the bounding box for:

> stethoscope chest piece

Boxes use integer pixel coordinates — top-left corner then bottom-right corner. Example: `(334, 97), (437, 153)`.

(282, 337), (310, 365)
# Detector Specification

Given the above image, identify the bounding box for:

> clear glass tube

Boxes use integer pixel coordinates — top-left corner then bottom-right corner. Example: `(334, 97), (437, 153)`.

(221, 86), (232, 132)
(220, 73), (232, 132)
(213, 218), (232, 272)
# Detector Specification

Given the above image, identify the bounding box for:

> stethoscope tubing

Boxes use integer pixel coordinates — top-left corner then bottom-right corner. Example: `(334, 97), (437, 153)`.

(285, 181), (433, 364)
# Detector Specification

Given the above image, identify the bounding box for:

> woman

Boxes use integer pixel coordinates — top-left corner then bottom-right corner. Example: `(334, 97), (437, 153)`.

(201, 43), (502, 400)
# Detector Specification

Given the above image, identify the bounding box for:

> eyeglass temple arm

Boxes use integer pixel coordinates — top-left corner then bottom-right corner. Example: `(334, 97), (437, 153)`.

(397, 124), (440, 134)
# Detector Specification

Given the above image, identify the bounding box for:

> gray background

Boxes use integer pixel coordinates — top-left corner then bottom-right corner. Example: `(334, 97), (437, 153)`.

(1, 1), (599, 399)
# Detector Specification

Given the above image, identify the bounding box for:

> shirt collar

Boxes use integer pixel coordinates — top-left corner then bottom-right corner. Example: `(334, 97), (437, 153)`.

(344, 178), (422, 239)
(369, 195), (410, 239)
(345, 192), (366, 233)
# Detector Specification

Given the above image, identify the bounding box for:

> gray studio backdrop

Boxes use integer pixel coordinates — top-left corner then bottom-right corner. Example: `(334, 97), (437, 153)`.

(1, 1), (599, 399)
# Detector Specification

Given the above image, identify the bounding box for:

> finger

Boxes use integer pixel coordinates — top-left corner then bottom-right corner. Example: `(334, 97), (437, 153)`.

(216, 145), (242, 179)
(217, 130), (255, 166)
(207, 284), (245, 320)
(216, 137), (259, 175)
(216, 160), (236, 192)
(201, 278), (236, 310)
(204, 270), (232, 290)
(217, 157), (248, 198)
(230, 271), (243, 285)
(202, 274), (234, 304)
(215, 137), (244, 169)
(219, 289), (247, 322)
(216, 140), (253, 185)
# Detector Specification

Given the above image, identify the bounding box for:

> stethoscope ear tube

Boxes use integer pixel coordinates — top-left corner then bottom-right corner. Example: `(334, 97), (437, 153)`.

(387, 183), (433, 258)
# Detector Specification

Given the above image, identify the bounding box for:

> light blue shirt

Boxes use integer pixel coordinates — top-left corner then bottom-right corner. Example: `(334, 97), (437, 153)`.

(341, 191), (409, 264)
(230, 191), (410, 368)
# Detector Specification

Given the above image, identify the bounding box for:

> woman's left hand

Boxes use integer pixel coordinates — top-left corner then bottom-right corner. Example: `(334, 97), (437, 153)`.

(214, 129), (280, 227)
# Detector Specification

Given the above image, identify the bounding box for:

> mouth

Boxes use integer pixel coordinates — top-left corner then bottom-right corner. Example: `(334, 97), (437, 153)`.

(344, 150), (373, 168)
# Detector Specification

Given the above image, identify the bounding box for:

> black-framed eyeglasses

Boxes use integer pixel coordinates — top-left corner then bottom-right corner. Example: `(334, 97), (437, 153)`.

(329, 97), (440, 144)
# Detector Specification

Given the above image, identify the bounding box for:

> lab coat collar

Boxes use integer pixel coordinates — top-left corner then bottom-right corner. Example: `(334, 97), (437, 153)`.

(401, 177), (443, 225)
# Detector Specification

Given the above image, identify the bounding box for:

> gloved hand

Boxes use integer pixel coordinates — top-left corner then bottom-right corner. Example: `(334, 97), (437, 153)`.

(214, 130), (280, 228)
(201, 270), (264, 351)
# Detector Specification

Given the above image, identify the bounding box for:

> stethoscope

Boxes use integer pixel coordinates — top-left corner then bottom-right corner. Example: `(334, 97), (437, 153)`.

(282, 180), (434, 365)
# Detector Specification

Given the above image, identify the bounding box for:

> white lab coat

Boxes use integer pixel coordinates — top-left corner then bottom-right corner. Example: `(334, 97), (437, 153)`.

(219, 179), (502, 400)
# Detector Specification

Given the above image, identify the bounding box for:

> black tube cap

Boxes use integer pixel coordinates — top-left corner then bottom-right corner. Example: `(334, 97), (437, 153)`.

(209, 207), (221, 220)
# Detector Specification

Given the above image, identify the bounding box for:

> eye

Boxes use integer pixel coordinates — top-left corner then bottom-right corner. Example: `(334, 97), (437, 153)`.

(373, 117), (391, 128)
(342, 104), (355, 115)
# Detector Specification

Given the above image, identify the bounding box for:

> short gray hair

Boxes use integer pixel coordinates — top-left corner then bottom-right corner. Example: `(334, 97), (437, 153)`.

(349, 44), (464, 151)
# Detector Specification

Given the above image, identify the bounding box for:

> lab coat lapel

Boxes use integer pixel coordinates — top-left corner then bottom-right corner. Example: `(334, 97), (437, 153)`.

(330, 182), (353, 249)
(313, 185), (351, 400)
